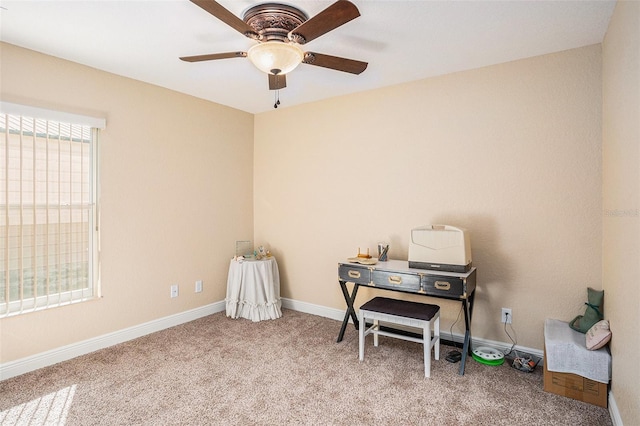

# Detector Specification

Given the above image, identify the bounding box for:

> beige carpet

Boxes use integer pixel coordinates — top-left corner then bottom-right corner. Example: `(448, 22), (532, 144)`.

(0, 309), (612, 425)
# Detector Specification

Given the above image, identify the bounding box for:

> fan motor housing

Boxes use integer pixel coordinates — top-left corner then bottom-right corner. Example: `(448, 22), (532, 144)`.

(243, 3), (308, 43)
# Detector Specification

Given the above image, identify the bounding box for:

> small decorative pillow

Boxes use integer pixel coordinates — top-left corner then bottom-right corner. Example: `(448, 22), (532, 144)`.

(586, 319), (612, 350)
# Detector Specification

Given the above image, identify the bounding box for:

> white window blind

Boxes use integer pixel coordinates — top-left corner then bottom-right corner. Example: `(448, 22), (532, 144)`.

(0, 105), (102, 317)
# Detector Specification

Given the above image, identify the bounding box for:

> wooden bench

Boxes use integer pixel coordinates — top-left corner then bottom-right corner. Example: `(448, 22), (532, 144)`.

(359, 297), (440, 378)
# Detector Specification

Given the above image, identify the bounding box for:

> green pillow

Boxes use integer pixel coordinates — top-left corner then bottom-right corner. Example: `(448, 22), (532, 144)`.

(569, 287), (604, 333)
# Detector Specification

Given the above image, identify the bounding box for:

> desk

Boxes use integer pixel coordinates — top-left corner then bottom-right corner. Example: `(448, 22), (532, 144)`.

(337, 260), (476, 375)
(226, 257), (282, 322)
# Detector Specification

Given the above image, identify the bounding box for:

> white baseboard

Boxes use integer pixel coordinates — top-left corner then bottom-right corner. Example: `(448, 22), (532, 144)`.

(0, 301), (225, 381)
(281, 297), (347, 322)
(281, 297), (543, 358)
(608, 392), (623, 426)
(0, 297), (623, 426)
(3, 297), (521, 379)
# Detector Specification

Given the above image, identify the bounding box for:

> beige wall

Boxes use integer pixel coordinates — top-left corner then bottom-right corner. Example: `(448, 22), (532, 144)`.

(254, 45), (602, 351)
(602, 1), (640, 424)
(0, 42), (254, 363)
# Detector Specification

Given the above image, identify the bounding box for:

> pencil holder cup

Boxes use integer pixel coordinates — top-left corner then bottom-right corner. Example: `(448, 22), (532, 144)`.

(378, 243), (389, 261)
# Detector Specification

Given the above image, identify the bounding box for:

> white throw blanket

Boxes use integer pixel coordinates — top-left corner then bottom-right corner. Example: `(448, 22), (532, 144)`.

(544, 318), (611, 383)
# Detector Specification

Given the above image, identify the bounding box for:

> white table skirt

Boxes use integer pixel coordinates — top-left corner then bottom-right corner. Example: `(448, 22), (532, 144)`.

(226, 257), (282, 322)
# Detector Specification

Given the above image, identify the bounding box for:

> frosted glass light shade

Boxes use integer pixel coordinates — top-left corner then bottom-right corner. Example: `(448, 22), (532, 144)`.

(247, 41), (304, 75)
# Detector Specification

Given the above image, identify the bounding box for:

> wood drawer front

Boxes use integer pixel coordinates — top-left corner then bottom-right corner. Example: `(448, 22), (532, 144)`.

(421, 275), (465, 298)
(339, 265), (371, 284)
(371, 270), (421, 292)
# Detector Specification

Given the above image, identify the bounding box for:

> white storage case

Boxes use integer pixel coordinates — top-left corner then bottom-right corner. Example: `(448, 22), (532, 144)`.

(408, 225), (472, 273)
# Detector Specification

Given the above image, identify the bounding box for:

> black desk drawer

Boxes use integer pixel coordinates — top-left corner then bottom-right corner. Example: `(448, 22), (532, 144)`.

(338, 264), (371, 285)
(371, 270), (421, 292)
(422, 275), (467, 298)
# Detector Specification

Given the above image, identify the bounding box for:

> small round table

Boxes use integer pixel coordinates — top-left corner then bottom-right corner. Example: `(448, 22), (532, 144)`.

(225, 257), (282, 322)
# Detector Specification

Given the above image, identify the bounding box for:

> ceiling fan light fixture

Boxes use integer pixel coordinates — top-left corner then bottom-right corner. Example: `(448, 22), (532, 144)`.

(247, 41), (304, 75)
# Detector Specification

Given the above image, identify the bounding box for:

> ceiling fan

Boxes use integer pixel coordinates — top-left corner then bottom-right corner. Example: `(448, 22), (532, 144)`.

(180, 0), (368, 107)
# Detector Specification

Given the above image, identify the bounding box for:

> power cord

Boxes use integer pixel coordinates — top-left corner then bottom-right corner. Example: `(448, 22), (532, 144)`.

(449, 303), (464, 349)
(501, 313), (539, 372)
(444, 304), (465, 363)
(503, 312), (518, 355)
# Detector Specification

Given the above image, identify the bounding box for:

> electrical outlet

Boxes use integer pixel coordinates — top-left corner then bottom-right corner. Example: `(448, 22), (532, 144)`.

(170, 284), (179, 298)
(501, 308), (512, 324)
(195, 280), (203, 293)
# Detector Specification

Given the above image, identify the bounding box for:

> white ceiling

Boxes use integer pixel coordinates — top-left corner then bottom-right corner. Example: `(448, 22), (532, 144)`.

(0, 0), (616, 114)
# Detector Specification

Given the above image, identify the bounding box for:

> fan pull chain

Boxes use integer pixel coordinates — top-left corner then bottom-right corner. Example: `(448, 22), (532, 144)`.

(274, 90), (281, 109)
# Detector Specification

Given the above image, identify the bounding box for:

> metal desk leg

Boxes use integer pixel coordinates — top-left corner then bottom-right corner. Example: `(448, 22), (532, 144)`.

(466, 289), (476, 325)
(337, 281), (360, 342)
(459, 297), (473, 375)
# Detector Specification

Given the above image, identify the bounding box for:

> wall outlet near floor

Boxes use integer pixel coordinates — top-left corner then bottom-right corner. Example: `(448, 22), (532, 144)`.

(170, 284), (179, 298)
(195, 280), (203, 293)
(501, 308), (512, 324)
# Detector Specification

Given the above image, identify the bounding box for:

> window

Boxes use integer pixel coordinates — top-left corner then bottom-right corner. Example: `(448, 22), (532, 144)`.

(0, 103), (104, 317)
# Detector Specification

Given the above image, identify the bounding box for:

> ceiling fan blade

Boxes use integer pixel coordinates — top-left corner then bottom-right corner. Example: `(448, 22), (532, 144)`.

(288, 0), (360, 45)
(268, 74), (287, 90)
(180, 52), (247, 62)
(190, 0), (260, 39)
(302, 52), (367, 74)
